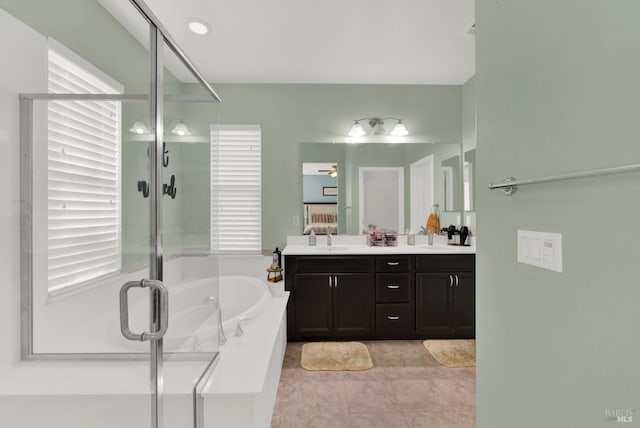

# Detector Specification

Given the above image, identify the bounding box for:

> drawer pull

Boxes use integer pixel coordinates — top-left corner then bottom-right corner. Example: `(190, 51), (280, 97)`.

(386, 285), (400, 289)
(387, 316), (400, 320)
(386, 262), (400, 266)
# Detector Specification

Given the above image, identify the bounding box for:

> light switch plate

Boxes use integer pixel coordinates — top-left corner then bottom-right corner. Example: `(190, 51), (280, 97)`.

(517, 230), (563, 272)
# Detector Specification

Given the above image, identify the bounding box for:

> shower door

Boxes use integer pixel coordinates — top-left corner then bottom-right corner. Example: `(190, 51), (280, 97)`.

(16, 0), (221, 426)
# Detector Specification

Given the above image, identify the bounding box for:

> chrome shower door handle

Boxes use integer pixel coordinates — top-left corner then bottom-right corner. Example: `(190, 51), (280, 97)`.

(120, 279), (169, 341)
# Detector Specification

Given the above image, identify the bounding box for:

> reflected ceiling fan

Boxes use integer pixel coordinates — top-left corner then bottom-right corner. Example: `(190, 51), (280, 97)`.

(317, 165), (338, 177)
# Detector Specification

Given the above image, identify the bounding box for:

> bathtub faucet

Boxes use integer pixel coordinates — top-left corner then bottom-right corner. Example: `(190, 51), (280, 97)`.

(207, 296), (227, 346)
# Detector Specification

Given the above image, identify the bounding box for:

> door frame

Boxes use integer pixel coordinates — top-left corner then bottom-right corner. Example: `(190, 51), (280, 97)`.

(410, 155), (434, 233)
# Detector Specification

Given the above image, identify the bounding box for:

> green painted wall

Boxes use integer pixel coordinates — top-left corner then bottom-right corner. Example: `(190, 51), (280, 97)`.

(476, 1), (640, 427)
(182, 83), (463, 250)
(2, 2), (465, 254)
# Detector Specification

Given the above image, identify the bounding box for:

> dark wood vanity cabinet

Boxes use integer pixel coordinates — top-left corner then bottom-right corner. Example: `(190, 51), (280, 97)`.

(284, 253), (475, 341)
(373, 256), (414, 338)
(285, 256), (375, 341)
(415, 254), (475, 338)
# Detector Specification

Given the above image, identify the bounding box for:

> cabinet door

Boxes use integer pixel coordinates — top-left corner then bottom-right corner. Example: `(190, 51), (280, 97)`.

(452, 272), (475, 337)
(294, 274), (333, 337)
(415, 273), (452, 337)
(333, 273), (374, 336)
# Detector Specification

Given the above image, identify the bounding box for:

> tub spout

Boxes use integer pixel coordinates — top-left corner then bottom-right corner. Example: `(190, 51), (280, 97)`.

(217, 304), (227, 346)
(209, 297), (227, 346)
(235, 316), (248, 337)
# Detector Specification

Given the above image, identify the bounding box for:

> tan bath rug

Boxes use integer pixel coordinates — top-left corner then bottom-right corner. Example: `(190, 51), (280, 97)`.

(301, 341), (373, 371)
(423, 339), (476, 368)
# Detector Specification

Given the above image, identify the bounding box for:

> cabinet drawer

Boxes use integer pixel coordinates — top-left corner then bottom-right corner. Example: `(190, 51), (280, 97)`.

(415, 254), (475, 272)
(294, 256), (374, 273)
(376, 303), (413, 334)
(376, 256), (411, 272)
(375, 274), (409, 303)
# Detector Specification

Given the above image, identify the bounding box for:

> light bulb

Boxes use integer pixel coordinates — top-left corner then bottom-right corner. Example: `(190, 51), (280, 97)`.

(129, 121), (149, 135)
(348, 121), (366, 137)
(390, 121), (409, 137)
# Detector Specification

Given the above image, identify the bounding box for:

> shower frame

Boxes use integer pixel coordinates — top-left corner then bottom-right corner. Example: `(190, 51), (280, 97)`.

(18, 1), (221, 427)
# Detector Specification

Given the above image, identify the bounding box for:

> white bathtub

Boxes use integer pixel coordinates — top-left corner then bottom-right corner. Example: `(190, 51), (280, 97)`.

(122, 274), (272, 352)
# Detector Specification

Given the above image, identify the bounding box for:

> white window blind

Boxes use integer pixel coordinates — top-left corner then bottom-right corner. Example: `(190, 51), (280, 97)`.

(47, 42), (123, 292)
(210, 125), (262, 254)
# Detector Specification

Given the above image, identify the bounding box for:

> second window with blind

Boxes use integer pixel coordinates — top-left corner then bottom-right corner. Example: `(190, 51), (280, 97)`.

(210, 125), (262, 254)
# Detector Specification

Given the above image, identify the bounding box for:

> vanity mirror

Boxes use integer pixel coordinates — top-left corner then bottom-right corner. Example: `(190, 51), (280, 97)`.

(300, 142), (464, 235)
(464, 148), (476, 211)
(302, 162), (338, 235)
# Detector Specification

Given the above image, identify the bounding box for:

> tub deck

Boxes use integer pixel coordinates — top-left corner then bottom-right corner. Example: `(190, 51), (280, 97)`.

(0, 293), (289, 428)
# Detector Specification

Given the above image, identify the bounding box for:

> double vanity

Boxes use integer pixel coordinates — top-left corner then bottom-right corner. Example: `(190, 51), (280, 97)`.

(282, 237), (475, 341)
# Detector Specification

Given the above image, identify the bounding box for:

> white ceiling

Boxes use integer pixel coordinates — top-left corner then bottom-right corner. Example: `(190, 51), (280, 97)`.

(100, 0), (475, 85)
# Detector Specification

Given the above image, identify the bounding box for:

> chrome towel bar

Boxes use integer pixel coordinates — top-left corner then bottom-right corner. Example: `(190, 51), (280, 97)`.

(489, 162), (640, 195)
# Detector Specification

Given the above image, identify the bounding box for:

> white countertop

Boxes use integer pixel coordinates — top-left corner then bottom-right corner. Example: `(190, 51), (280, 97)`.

(282, 235), (475, 256)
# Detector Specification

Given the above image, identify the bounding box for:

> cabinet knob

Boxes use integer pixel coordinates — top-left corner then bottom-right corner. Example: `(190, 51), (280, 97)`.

(387, 316), (400, 320)
(386, 261), (400, 266)
(386, 285), (400, 289)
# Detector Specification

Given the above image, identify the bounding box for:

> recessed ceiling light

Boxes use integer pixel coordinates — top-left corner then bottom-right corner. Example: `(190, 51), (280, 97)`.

(188, 20), (210, 35)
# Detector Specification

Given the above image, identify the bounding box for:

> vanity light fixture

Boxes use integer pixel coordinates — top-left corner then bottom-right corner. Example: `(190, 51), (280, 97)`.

(129, 121), (150, 135)
(170, 120), (190, 136)
(348, 117), (409, 137)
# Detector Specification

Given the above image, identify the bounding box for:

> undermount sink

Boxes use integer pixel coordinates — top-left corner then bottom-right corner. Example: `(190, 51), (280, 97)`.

(311, 246), (350, 251)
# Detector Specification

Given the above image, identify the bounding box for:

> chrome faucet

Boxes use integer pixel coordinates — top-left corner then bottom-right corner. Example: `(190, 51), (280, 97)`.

(204, 296), (227, 346)
(326, 227), (332, 247)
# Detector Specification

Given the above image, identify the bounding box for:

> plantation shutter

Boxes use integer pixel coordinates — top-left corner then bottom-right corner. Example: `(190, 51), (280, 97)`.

(47, 42), (123, 292)
(210, 125), (262, 253)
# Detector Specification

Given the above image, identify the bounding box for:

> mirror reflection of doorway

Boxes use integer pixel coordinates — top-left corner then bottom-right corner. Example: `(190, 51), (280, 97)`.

(410, 155), (434, 233)
(301, 162), (338, 234)
(359, 167), (404, 232)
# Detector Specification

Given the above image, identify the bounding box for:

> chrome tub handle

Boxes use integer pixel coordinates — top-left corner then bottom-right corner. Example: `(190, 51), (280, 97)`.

(120, 279), (169, 341)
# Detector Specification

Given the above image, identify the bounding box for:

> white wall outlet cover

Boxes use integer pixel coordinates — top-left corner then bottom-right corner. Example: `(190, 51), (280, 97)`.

(517, 230), (563, 272)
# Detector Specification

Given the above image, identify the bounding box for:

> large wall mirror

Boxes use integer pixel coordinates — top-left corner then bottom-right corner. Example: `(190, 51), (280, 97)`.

(300, 142), (465, 235)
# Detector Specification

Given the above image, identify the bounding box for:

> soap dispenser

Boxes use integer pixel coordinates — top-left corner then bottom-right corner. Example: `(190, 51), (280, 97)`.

(309, 229), (316, 246)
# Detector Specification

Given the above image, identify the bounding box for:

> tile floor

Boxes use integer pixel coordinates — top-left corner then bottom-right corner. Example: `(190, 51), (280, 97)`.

(271, 340), (475, 428)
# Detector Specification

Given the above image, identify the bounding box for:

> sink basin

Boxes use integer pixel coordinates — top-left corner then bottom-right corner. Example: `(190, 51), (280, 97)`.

(311, 246), (350, 251)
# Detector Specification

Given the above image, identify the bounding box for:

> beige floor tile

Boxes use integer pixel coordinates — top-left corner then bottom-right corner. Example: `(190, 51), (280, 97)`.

(343, 379), (402, 412)
(275, 377), (349, 413)
(350, 412), (409, 428)
(274, 343), (476, 427)
(271, 410), (353, 428)
(372, 352), (434, 368)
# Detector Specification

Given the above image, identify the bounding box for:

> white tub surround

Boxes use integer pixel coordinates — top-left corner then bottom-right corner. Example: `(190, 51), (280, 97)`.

(0, 294), (289, 428)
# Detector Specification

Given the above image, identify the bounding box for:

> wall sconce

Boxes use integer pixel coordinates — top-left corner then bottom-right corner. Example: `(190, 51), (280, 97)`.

(129, 121), (150, 135)
(348, 117), (409, 137)
(170, 120), (190, 136)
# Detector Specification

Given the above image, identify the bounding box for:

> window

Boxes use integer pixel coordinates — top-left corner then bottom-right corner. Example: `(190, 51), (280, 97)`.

(47, 40), (123, 292)
(210, 125), (262, 253)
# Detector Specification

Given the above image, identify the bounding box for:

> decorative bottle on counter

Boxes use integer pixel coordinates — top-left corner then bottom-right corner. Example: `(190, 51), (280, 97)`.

(272, 247), (282, 268)
(309, 230), (316, 246)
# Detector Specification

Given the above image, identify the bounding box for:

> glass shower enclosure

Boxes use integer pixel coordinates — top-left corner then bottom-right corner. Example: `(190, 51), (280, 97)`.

(17, 0), (223, 426)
